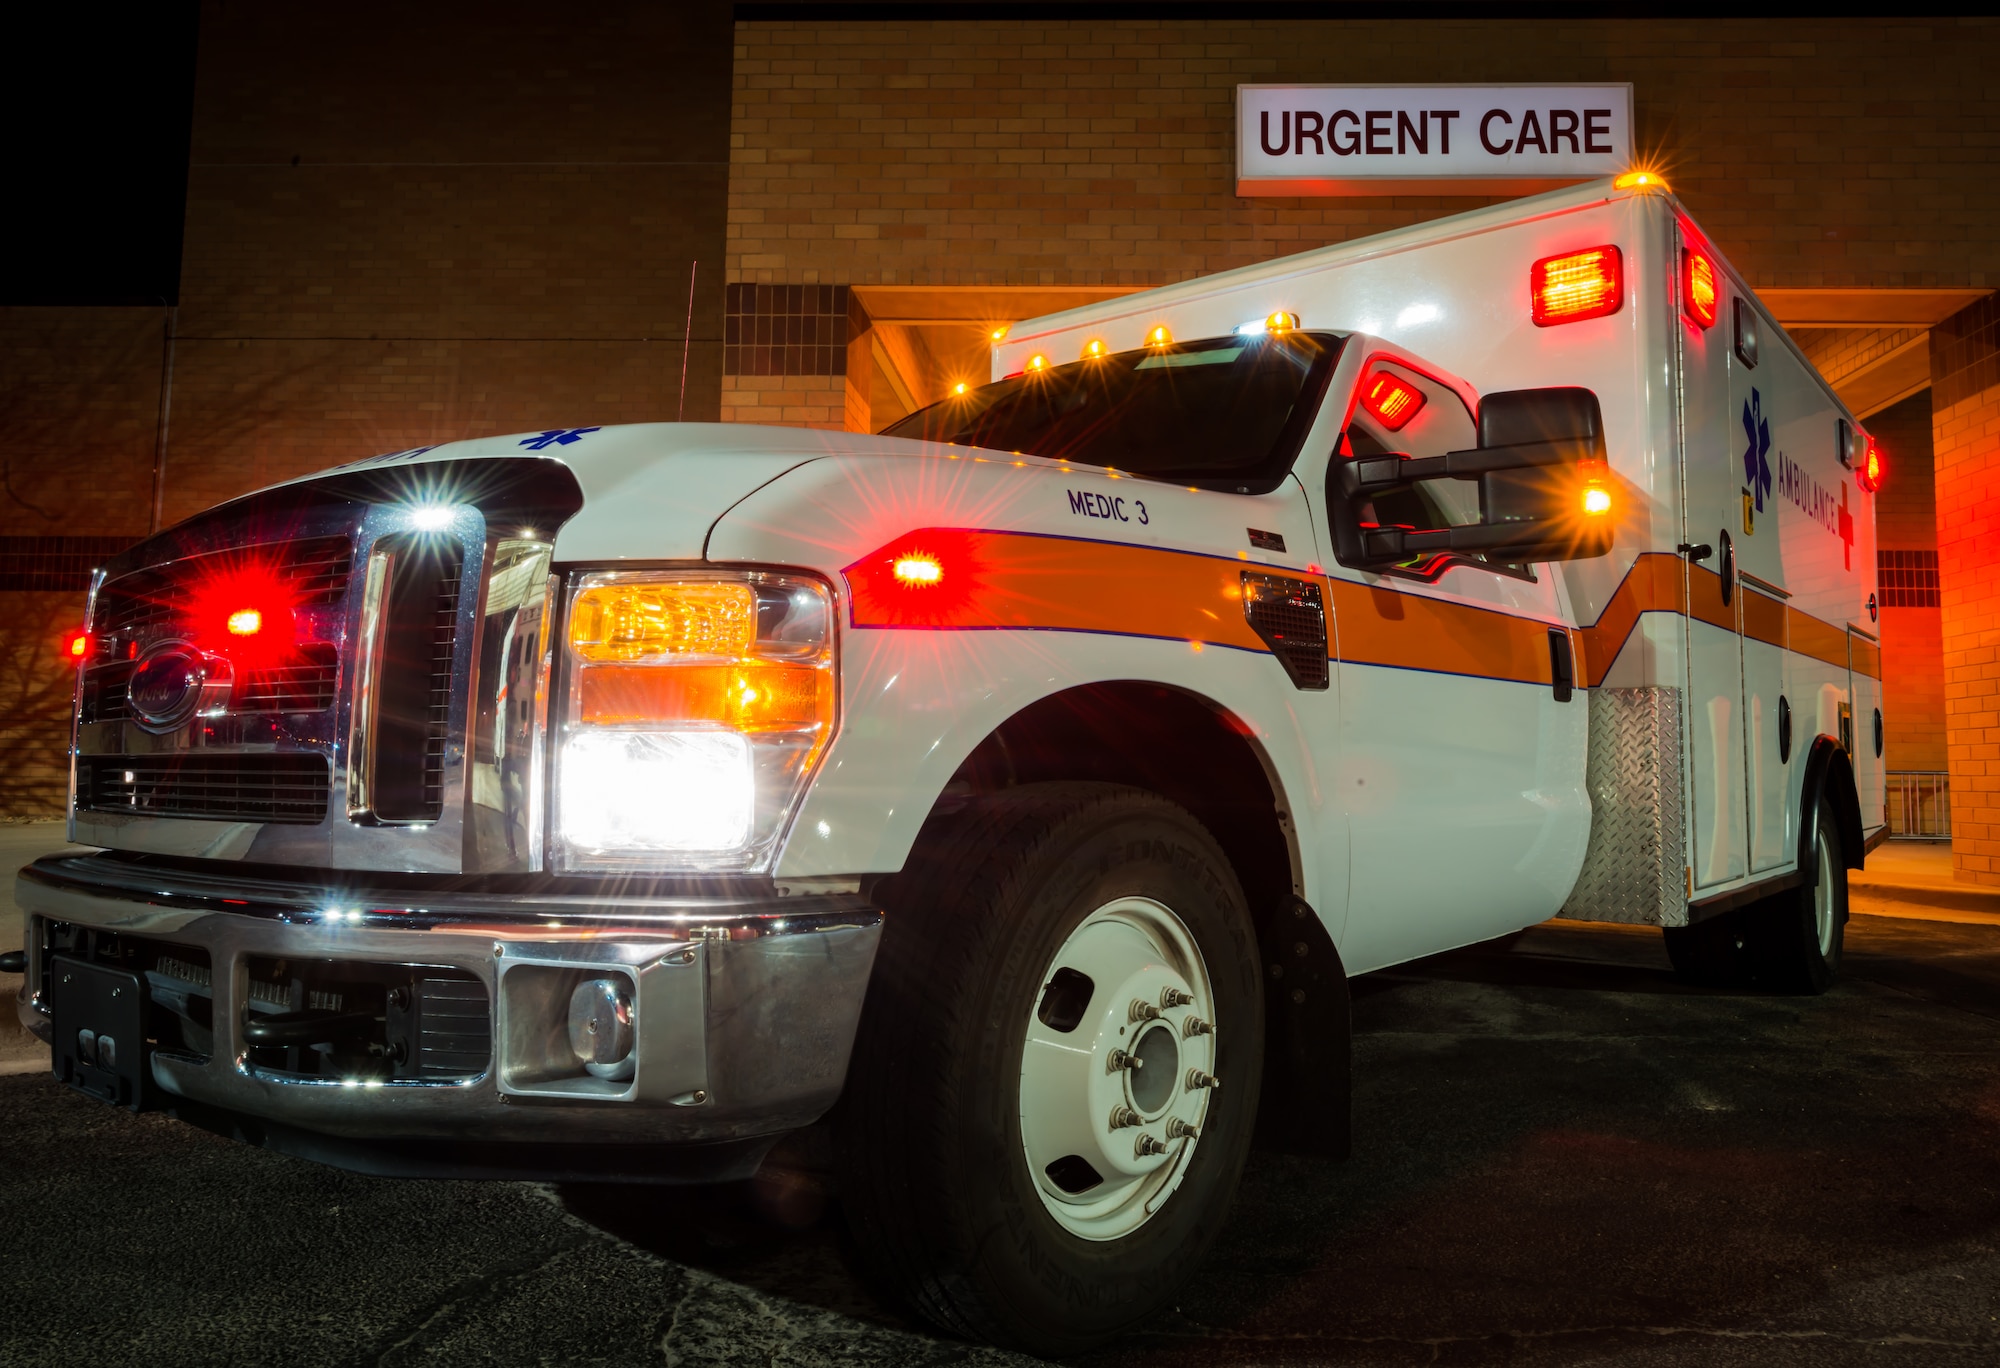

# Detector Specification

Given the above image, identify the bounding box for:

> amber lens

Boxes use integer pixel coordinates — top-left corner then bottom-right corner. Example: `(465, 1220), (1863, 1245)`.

(569, 582), (757, 661)
(578, 663), (830, 731)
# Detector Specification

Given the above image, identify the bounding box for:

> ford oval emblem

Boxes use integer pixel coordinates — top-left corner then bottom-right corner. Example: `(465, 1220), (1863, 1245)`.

(128, 641), (214, 733)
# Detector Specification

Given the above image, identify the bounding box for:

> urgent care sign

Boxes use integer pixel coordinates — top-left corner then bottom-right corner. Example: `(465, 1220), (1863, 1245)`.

(1237, 84), (1634, 196)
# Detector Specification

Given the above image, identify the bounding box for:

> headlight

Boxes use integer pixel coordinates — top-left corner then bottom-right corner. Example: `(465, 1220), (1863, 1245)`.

(552, 570), (835, 872)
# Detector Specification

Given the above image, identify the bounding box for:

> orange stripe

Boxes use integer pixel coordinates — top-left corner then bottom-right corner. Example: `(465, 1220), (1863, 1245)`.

(1575, 552), (1684, 687)
(1787, 607), (1850, 673)
(845, 528), (1268, 652)
(1741, 583), (1787, 650)
(1578, 552), (1875, 684)
(1850, 634), (1882, 680)
(1325, 579), (1556, 685)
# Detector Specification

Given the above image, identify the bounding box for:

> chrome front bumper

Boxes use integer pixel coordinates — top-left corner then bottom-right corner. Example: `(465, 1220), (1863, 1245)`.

(14, 854), (881, 1167)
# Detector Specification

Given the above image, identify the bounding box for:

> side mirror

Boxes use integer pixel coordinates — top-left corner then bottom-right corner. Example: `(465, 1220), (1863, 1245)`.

(1329, 386), (1615, 570)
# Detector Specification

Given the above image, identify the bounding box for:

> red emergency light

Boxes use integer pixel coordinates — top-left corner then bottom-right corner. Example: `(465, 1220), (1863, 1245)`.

(1531, 246), (1622, 326)
(1682, 246), (1719, 329)
(1359, 371), (1427, 431)
(63, 629), (91, 664)
(186, 562), (300, 669)
(1859, 437), (1884, 493)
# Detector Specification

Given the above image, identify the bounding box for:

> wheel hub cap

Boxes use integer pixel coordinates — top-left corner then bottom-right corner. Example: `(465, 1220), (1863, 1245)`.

(1017, 895), (1216, 1241)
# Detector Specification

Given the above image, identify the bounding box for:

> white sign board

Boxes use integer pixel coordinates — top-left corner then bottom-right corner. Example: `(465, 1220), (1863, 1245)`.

(1237, 84), (1634, 197)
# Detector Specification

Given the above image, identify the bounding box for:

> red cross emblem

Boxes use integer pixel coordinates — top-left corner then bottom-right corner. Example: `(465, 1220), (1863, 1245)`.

(1838, 482), (1854, 571)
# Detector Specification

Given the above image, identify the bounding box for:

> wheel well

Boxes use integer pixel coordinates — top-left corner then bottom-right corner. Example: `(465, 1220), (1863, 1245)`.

(942, 682), (1298, 916)
(1801, 737), (1865, 872)
(941, 682), (1350, 1159)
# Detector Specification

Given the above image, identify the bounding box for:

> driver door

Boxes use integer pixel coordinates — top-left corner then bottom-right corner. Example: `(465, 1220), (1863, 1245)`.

(1310, 358), (1592, 974)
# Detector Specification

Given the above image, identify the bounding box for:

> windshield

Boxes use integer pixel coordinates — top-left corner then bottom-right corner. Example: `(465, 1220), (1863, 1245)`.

(881, 332), (1344, 491)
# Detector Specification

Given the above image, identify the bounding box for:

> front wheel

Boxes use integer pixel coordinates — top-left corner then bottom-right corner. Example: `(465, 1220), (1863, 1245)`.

(834, 783), (1263, 1355)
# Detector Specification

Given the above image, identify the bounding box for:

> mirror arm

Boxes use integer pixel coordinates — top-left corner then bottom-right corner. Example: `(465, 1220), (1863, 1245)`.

(1342, 438), (1593, 496)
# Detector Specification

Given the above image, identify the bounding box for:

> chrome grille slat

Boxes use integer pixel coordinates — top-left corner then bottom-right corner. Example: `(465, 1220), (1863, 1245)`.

(79, 754), (332, 824)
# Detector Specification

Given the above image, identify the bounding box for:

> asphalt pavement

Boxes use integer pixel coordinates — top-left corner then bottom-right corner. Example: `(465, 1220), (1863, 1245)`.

(3, 838), (1999, 1366)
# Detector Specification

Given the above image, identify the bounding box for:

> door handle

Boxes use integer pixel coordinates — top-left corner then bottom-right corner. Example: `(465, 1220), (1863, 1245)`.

(1547, 628), (1575, 703)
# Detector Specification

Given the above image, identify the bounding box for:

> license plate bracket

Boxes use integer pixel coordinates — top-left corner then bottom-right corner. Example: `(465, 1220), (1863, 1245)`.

(50, 955), (149, 1110)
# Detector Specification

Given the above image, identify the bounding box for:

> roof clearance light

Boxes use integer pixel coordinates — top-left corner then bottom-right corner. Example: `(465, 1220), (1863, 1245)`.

(1360, 371), (1427, 431)
(1613, 170), (1670, 192)
(1147, 325), (1173, 347)
(1859, 437), (1884, 492)
(227, 608), (263, 637)
(1682, 247), (1719, 329)
(1582, 484), (1613, 516)
(952, 381), (969, 395)
(1081, 339), (1106, 360)
(990, 326), (1010, 342)
(1025, 354), (1048, 372)
(1531, 246), (1624, 326)
(1265, 310), (1300, 335)
(893, 555), (943, 586)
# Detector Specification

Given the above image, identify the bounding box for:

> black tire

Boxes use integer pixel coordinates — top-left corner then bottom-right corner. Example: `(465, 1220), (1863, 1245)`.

(833, 782), (1263, 1356)
(1662, 798), (1847, 994)
(1740, 799), (1847, 994)
(1662, 907), (1748, 987)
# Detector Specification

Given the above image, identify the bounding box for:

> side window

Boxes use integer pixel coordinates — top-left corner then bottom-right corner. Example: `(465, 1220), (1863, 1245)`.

(1333, 360), (1529, 581)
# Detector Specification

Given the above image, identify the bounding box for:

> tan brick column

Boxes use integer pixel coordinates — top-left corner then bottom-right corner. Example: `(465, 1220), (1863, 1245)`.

(1934, 377), (2000, 885)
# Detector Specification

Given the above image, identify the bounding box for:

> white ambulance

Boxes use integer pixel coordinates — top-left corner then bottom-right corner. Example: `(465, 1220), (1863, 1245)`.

(15, 175), (1882, 1353)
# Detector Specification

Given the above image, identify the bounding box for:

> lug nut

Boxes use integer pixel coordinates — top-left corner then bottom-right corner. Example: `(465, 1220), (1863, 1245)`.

(1166, 1117), (1198, 1140)
(1186, 1069), (1220, 1091)
(1160, 987), (1194, 1009)
(1107, 1049), (1142, 1072)
(1109, 1105), (1142, 1130)
(1135, 1133), (1167, 1158)
(1129, 999), (1161, 1023)
(1182, 1016), (1213, 1038)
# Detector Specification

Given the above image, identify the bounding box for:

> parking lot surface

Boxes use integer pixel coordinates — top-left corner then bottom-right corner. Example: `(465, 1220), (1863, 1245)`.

(4, 884), (1999, 1366)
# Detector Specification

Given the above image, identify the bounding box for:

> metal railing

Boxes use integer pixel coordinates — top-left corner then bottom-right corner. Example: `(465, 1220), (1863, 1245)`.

(1886, 771), (1951, 840)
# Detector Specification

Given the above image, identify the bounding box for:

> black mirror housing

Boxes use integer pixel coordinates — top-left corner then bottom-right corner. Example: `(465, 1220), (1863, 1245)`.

(1329, 385), (1615, 572)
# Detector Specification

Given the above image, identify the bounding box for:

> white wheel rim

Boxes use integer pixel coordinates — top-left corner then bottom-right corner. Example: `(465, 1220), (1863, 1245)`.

(1814, 825), (1837, 959)
(1017, 895), (1217, 1242)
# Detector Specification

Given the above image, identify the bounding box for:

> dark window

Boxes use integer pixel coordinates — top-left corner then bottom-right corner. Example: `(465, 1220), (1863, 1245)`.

(1878, 549), (1939, 608)
(881, 333), (1343, 492)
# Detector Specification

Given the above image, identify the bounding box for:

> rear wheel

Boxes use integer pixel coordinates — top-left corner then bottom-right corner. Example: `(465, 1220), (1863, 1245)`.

(1663, 797), (1846, 994)
(834, 782), (1262, 1355)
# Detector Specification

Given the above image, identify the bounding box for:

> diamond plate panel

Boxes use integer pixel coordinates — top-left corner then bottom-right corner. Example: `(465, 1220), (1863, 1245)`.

(1558, 686), (1689, 926)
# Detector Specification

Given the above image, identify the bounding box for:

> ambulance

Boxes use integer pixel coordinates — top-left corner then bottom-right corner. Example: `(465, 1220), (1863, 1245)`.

(13, 175), (1883, 1353)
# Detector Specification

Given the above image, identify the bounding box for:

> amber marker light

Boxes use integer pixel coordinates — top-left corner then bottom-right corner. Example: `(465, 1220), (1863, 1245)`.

(893, 555), (944, 586)
(1025, 353), (1048, 372)
(1081, 338), (1106, 360)
(1146, 325), (1173, 347)
(952, 381), (969, 395)
(1613, 170), (1669, 192)
(569, 581), (757, 662)
(1583, 484), (1613, 516)
(1859, 437), (1884, 492)
(1531, 246), (1623, 326)
(1265, 310), (1300, 335)
(990, 325), (1010, 341)
(1682, 246), (1719, 329)
(1360, 371), (1427, 431)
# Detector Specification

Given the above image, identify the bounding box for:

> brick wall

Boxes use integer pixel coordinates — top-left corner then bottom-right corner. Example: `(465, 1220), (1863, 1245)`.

(729, 18), (2000, 293)
(1933, 382), (2000, 883)
(1864, 390), (1945, 773)
(1794, 328), (1926, 391)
